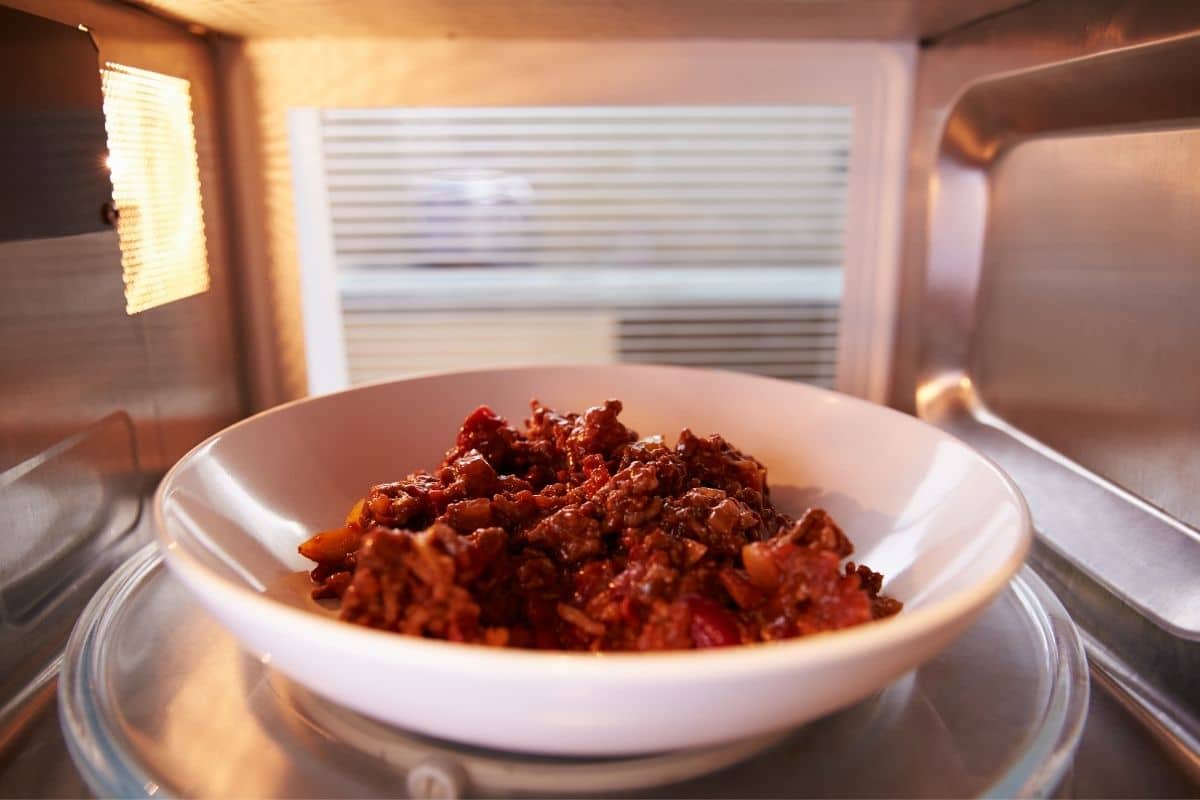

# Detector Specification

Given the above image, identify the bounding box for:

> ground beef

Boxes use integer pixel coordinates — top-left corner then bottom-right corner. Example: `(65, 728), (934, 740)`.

(298, 399), (901, 651)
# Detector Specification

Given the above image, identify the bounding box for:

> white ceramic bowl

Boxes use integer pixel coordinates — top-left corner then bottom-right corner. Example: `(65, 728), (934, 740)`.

(155, 365), (1030, 756)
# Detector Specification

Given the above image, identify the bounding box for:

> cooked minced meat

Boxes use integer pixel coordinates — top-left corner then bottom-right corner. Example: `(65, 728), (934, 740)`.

(299, 400), (901, 651)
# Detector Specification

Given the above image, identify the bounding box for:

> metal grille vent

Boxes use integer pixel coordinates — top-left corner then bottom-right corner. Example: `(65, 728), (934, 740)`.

(342, 300), (839, 388)
(308, 105), (851, 388)
(322, 106), (849, 270)
(101, 63), (210, 315)
(617, 303), (839, 384)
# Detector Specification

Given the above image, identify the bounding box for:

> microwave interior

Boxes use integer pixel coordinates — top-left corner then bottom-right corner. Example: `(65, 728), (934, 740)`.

(0, 1), (1197, 797)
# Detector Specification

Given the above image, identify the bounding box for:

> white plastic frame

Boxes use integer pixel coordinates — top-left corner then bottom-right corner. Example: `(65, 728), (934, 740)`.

(288, 41), (914, 401)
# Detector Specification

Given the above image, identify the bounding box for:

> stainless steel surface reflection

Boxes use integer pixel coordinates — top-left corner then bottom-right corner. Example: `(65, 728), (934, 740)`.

(973, 127), (1200, 530)
(904, 0), (1200, 785)
(0, 3), (244, 794)
(0, 8), (152, 743)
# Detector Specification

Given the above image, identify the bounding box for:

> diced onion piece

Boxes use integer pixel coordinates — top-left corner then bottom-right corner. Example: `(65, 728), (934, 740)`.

(742, 541), (781, 590)
(298, 526), (361, 564)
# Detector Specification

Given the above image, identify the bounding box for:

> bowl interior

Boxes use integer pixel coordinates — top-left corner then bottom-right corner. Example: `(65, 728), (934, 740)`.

(158, 365), (1026, 624)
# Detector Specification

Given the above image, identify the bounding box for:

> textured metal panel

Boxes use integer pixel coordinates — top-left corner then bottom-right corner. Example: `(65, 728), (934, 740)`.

(129, 0), (1025, 39)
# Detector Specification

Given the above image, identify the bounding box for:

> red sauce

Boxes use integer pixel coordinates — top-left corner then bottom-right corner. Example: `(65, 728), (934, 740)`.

(299, 400), (901, 651)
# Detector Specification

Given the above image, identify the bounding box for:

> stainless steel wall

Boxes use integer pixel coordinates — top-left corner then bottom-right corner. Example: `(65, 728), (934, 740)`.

(895, 0), (1200, 780)
(0, 0), (243, 726)
(892, 0), (1200, 420)
(896, 0), (1200, 639)
(0, 0), (245, 479)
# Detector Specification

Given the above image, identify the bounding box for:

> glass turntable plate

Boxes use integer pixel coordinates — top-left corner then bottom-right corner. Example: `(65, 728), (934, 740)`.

(59, 545), (1088, 798)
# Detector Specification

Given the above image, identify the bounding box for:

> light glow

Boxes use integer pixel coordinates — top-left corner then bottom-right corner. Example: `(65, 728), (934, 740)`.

(101, 62), (210, 315)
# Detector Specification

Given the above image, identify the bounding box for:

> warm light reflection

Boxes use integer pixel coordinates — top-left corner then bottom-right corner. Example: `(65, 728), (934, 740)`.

(101, 62), (210, 315)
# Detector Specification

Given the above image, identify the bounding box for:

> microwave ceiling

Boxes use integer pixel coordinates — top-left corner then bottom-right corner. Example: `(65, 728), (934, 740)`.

(125, 0), (1028, 40)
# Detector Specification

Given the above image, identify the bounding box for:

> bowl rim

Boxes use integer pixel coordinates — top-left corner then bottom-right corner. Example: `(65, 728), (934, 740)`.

(154, 363), (1032, 679)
